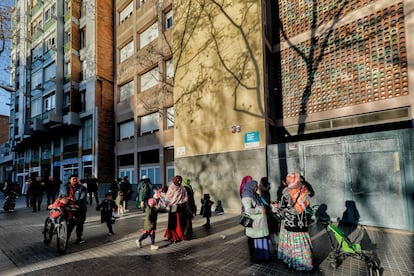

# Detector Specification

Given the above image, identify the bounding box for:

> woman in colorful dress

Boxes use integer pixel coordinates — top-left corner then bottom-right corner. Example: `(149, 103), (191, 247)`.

(275, 172), (313, 271)
(164, 175), (188, 243)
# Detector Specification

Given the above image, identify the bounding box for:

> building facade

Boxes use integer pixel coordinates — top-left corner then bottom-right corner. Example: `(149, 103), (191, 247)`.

(172, 0), (414, 231)
(115, 0), (175, 185)
(9, 0), (114, 185)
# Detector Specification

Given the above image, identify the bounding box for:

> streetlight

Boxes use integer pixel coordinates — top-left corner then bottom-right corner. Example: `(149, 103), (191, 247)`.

(0, 84), (15, 93)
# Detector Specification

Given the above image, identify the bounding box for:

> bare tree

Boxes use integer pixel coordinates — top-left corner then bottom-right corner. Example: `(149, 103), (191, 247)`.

(0, 2), (12, 74)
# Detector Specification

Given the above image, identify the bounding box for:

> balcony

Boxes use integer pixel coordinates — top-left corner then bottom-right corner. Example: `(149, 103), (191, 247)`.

(63, 112), (81, 126)
(42, 110), (62, 126)
(31, 117), (47, 132)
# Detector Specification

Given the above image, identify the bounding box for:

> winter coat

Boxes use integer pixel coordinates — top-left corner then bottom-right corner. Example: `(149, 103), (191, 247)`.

(97, 199), (117, 223)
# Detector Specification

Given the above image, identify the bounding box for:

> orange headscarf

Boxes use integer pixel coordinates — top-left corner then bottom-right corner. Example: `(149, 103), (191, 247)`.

(285, 172), (310, 213)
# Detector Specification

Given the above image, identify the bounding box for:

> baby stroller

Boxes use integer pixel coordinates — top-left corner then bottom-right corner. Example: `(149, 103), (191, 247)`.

(310, 205), (382, 276)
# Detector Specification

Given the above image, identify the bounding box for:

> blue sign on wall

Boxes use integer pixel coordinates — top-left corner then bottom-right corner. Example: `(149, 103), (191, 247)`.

(244, 131), (260, 148)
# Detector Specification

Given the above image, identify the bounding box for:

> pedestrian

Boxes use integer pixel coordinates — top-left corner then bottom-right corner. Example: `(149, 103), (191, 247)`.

(200, 193), (214, 229)
(96, 192), (117, 236)
(136, 198), (159, 250)
(87, 175), (99, 205)
(22, 178), (31, 207)
(275, 172), (313, 271)
(259, 177), (271, 205)
(120, 176), (132, 211)
(137, 175), (153, 211)
(62, 174), (88, 244)
(29, 176), (45, 212)
(241, 179), (270, 263)
(182, 178), (197, 235)
(276, 180), (287, 203)
(45, 175), (61, 206)
(164, 175), (188, 243)
(109, 178), (120, 200)
(239, 175), (253, 198)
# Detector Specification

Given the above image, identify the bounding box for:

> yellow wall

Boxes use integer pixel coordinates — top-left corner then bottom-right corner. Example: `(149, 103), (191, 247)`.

(173, 0), (266, 157)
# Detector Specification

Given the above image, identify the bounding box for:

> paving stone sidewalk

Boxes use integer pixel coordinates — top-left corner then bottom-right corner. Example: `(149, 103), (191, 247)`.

(0, 195), (413, 276)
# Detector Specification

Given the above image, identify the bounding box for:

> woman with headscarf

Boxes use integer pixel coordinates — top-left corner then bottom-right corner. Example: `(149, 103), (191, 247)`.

(275, 172), (313, 271)
(239, 175), (253, 198)
(164, 175), (188, 243)
(241, 179), (270, 263)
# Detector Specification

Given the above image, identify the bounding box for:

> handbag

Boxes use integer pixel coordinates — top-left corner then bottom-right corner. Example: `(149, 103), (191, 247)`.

(240, 213), (253, 227)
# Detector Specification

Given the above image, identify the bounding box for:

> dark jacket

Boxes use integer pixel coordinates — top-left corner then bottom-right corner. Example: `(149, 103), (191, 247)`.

(137, 179), (152, 202)
(97, 199), (117, 223)
(143, 206), (158, 231)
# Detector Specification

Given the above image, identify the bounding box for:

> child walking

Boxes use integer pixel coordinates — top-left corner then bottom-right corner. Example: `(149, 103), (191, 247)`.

(136, 198), (159, 250)
(96, 192), (117, 236)
(200, 193), (214, 229)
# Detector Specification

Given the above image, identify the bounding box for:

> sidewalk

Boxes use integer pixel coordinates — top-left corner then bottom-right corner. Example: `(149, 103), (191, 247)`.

(0, 195), (413, 276)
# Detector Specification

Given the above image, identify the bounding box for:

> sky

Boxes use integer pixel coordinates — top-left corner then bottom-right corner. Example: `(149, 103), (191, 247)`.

(0, 0), (14, 116)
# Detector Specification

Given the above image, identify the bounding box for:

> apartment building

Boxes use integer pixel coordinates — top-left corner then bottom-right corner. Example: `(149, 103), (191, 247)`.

(9, 0), (114, 185)
(115, 0), (174, 184)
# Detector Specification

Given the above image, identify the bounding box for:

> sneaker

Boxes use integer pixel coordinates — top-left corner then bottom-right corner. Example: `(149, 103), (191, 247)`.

(107, 232), (113, 236)
(150, 245), (159, 250)
(76, 238), (86, 244)
(136, 239), (142, 248)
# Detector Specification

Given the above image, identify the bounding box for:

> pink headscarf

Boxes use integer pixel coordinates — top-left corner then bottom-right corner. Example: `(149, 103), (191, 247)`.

(239, 175), (253, 198)
(165, 177), (188, 206)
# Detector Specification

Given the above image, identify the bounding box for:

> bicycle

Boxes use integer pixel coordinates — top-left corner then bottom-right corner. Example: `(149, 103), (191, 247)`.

(43, 205), (77, 253)
(309, 205), (382, 276)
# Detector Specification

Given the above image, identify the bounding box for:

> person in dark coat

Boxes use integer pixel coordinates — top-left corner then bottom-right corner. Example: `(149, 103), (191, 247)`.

(96, 192), (117, 236)
(120, 176), (132, 210)
(200, 193), (214, 229)
(109, 178), (121, 200)
(182, 178), (196, 235)
(87, 175), (99, 206)
(137, 176), (153, 210)
(45, 175), (62, 206)
(29, 176), (45, 212)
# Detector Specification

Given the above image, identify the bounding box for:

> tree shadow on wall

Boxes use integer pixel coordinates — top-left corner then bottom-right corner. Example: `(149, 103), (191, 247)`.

(278, 0), (350, 135)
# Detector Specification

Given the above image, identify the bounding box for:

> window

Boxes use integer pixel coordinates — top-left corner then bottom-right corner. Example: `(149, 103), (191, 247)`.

(44, 63), (56, 81)
(31, 98), (42, 118)
(140, 22), (158, 49)
(80, 89), (86, 112)
(140, 112), (159, 135)
(166, 107), (174, 128)
(140, 166), (160, 184)
(166, 58), (174, 79)
(82, 117), (93, 150)
(120, 2), (133, 24)
(119, 120), (135, 140)
(165, 10), (173, 30)
(120, 41), (134, 63)
(119, 80), (135, 101)
(80, 28), (86, 49)
(140, 67), (159, 92)
(31, 70), (42, 89)
(63, 91), (71, 107)
(43, 93), (56, 111)
(46, 36), (56, 51)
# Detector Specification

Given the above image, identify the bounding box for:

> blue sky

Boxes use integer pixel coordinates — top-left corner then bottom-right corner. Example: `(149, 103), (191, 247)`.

(0, 0), (14, 116)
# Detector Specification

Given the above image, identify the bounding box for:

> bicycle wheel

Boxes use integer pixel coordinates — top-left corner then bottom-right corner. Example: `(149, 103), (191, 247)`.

(43, 217), (54, 245)
(56, 220), (69, 253)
